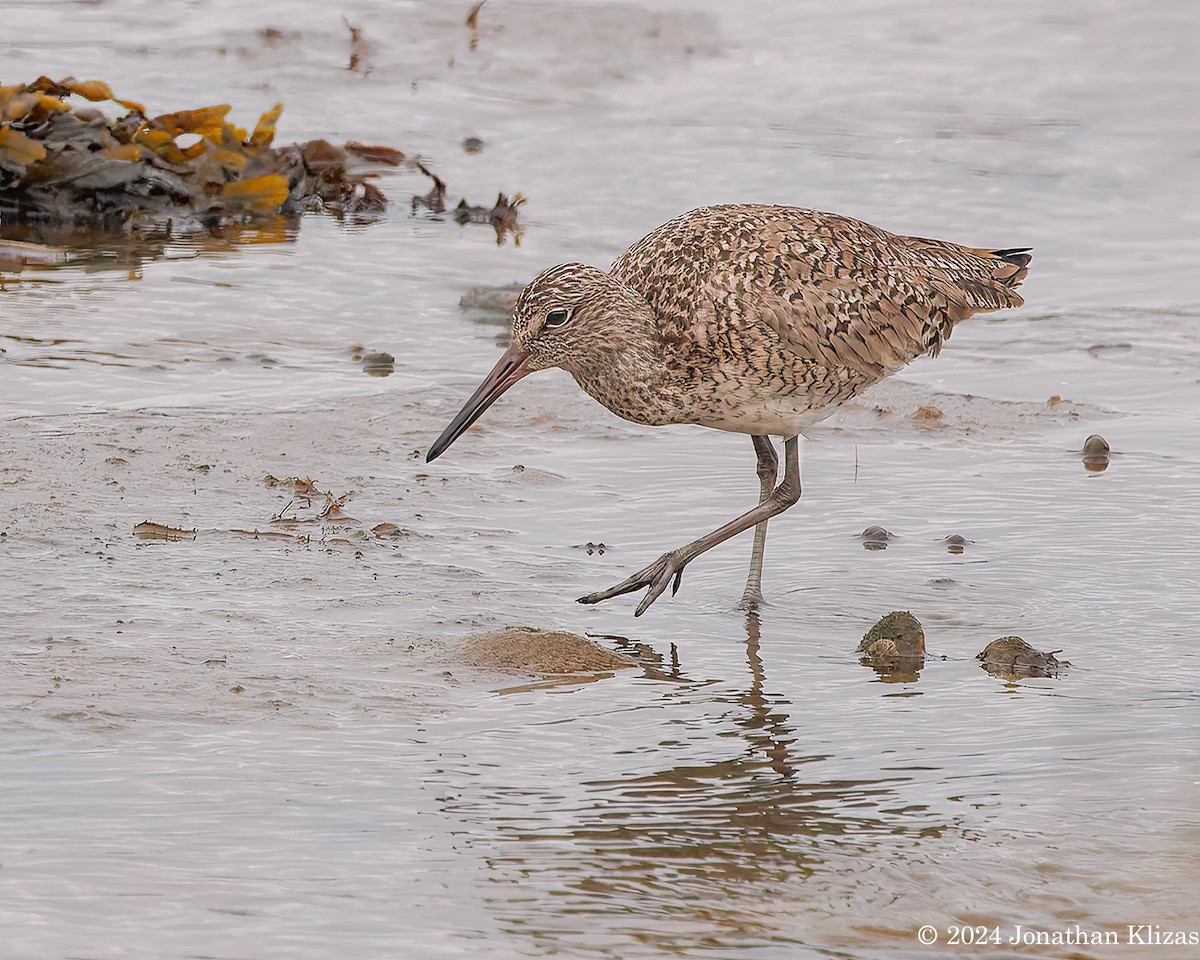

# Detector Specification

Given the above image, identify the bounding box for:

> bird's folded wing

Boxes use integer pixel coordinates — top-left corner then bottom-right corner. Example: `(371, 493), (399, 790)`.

(712, 238), (1029, 380)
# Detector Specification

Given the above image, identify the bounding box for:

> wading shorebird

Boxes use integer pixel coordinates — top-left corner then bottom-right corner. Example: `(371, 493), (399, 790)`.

(427, 204), (1030, 616)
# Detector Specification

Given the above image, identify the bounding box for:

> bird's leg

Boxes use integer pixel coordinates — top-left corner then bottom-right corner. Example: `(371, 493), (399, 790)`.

(737, 435), (778, 612)
(579, 436), (801, 616)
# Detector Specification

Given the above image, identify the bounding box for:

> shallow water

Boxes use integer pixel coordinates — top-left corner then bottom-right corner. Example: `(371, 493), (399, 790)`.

(3, 1), (1199, 958)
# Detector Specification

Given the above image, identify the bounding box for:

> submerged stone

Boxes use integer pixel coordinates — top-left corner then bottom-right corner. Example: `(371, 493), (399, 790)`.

(944, 533), (968, 554)
(860, 525), (893, 551)
(459, 282), (524, 315)
(360, 352), (395, 377)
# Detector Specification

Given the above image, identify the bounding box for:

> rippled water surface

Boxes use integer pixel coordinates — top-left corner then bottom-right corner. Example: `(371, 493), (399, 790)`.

(3, 1), (1199, 958)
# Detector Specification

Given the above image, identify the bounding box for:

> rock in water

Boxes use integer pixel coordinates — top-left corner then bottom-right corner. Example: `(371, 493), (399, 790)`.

(857, 611), (926, 682)
(858, 611), (926, 658)
(977, 636), (1068, 679)
(1082, 434), (1111, 473)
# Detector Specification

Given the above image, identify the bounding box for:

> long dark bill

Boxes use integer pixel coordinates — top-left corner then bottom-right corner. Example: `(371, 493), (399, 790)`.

(426, 343), (533, 462)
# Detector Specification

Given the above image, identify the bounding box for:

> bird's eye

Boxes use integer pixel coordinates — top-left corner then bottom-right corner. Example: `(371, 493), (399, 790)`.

(545, 308), (572, 328)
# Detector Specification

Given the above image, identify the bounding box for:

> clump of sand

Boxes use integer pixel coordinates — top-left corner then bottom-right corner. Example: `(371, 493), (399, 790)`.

(461, 626), (635, 675)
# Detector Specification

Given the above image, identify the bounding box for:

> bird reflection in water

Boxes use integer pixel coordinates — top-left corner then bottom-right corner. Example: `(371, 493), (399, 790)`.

(738, 610), (798, 778)
(444, 613), (954, 955)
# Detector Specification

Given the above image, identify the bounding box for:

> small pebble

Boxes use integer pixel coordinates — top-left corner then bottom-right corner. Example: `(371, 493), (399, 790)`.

(570, 541), (609, 555)
(361, 351), (394, 377)
(1082, 434), (1110, 473)
(860, 525), (893, 551)
(1083, 434), (1109, 457)
(944, 533), (968, 555)
(459, 282), (524, 315)
(462, 136), (484, 154)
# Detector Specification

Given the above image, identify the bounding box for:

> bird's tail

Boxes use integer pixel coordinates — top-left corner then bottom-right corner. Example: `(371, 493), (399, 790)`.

(901, 238), (1033, 357)
(913, 240), (1033, 318)
(989, 247), (1032, 287)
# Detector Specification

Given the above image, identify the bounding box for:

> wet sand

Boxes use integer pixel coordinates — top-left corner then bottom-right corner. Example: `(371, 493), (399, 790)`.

(4, 1), (1200, 958)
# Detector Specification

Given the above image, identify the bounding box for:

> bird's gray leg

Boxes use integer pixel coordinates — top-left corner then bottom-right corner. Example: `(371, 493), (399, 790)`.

(737, 435), (779, 612)
(579, 436), (801, 617)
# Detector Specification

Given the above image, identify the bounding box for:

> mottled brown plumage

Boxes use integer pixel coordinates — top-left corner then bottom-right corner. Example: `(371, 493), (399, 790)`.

(428, 204), (1031, 615)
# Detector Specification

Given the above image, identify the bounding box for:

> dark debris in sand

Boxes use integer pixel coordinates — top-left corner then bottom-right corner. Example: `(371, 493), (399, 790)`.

(135, 475), (420, 550)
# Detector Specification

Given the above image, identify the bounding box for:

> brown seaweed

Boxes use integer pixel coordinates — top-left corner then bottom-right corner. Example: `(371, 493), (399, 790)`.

(0, 77), (523, 242)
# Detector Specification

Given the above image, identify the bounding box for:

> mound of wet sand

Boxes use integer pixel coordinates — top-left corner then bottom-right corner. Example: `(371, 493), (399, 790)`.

(461, 626), (635, 675)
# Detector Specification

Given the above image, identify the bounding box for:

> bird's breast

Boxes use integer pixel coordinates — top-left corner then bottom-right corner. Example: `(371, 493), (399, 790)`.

(573, 350), (871, 436)
(569, 366), (685, 427)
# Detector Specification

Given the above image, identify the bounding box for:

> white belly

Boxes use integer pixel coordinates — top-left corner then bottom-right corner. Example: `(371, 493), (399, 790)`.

(692, 397), (839, 437)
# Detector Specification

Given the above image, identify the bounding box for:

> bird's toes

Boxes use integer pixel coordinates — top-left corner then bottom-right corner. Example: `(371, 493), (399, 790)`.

(577, 587), (617, 605)
(633, 581), (668, 617)
(577, 570), (648, 605)
(633, 556), (686, 617)
(579, 551), (687, 614)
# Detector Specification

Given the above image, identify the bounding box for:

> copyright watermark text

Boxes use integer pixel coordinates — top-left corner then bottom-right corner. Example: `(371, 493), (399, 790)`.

(915, 924), (1199, 947)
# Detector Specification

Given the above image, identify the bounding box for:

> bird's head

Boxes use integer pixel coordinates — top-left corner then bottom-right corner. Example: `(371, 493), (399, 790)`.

(426, 262), (652, 461)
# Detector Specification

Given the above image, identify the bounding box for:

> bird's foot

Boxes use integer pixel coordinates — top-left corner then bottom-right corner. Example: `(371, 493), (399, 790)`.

(577, 549), (687, 617)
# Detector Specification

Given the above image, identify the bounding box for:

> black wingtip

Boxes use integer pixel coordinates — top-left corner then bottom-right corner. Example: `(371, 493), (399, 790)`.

(992, 247), (1033, 268)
